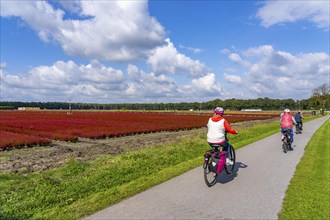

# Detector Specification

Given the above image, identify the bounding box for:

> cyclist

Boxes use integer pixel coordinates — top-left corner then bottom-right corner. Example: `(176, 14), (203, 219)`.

(207, 107), (238, 165)
(294, 111), (303, 131)
(280, 109), (296, 145)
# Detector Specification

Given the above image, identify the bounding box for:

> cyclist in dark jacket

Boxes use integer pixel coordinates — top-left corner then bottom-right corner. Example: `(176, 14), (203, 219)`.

(295, 111), (303, 130)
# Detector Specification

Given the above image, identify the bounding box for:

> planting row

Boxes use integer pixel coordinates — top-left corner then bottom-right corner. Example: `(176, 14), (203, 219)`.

(0, 111), (278, 149)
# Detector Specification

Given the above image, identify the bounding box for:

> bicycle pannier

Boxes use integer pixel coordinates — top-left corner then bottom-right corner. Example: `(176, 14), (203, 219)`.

(210, 151), (226, 173)
(217, 151), (226, 173)
(209, 155), (219, 173)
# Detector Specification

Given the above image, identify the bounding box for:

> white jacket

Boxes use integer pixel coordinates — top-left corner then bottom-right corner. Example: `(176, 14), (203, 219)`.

(207, 118), (226, 143)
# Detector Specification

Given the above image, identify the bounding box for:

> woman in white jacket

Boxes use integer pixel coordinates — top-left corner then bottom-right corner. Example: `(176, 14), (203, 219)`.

(207, 107), (238, 165)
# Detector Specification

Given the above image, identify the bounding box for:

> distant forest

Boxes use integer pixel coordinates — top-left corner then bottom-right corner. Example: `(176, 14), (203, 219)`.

(1, 96), (329, 111)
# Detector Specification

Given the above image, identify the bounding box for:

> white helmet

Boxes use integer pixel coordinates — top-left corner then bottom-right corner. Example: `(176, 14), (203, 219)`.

(284, 109), (290, 113)
(214, 107), (224, 115)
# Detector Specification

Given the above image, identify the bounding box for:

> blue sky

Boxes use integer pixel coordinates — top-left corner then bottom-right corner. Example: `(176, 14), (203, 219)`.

(1, 0), (329, 104)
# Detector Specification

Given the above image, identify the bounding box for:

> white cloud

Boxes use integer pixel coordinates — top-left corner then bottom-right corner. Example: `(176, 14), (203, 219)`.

(224, 68), (237, 74)
(256, 0), (330, 29)
(224, 45), (330, 99)
(223, 73), (242, 84)
(57, 0), (82, 14)
(147, 38), (208, 77)
(181, 73), (223, 99)
(1, 1), (218, 103)
(228, 53), (251, 67)
(179, 44), (202, 53)
(0, 61), (222, 103)
(0, 60), (126, 102)
(243, 45), (274, 57)
(221, 48), (231, 55)
(0, 62), (7, 68)
(125, 64), (178, 98)
(0, 0), (165, 62)
(124, 66), (223, 102)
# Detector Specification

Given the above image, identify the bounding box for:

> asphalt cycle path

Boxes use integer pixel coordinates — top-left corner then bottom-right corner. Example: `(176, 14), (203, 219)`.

(84, 117), (328, 220)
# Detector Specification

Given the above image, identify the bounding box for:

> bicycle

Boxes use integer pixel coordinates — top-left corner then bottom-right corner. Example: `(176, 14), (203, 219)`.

(295, 122), (302, 134)
(282, 129), (293, 153)
(203, 136), (236, 187)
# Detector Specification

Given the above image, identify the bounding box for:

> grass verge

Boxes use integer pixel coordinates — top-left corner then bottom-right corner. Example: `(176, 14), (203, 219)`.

(278, 119), (329, 219)
(0, 116), (320, 220)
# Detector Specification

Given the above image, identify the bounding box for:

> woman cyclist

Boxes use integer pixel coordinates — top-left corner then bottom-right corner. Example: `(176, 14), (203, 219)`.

(207, 107), (238, 165)
(280, 109), (296, 144)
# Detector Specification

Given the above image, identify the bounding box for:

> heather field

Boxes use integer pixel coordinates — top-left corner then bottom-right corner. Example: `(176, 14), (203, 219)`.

(0, 113), (320, 219)
(0, 110), (277, 149)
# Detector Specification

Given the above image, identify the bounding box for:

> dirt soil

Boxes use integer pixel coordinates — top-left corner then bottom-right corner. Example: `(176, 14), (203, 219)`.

(0, 128), (207, 174)
(0, 120), (273, 174)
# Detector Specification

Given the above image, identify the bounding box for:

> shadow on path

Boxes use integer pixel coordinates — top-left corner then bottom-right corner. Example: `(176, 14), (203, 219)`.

(217, 161), (248, 184)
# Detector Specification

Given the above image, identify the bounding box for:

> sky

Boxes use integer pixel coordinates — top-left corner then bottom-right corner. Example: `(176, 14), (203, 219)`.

(0, 0), (329, 104)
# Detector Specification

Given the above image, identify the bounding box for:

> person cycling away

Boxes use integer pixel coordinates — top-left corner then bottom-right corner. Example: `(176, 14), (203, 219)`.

(280, 109), (296, 145)
(294, 111), (303, 131)
(207, 107), (238, 165)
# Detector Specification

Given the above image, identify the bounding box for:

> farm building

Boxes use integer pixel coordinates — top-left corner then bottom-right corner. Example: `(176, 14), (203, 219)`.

(18, 107), (41, 110)
(240, 109), (262, 112)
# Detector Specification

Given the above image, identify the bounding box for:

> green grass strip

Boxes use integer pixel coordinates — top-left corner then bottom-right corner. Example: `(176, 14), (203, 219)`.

(278, 119), (329, 219)
(0, 116), (320, 220)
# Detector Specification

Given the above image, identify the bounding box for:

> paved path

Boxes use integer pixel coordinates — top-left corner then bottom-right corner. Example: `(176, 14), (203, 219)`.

(84, 117), (328, 220)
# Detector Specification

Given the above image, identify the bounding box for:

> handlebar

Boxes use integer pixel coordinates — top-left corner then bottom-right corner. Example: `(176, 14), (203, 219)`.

(225, 131), (229, 141)
(225, 130), (238, 141)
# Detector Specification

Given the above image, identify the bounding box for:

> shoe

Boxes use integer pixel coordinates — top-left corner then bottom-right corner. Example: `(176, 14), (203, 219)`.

(226, 158), (234, 165)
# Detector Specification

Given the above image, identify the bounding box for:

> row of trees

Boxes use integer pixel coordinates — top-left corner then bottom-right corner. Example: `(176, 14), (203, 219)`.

(1, 84), (328, 112)
(309, 83), (330, 114)
(0, 97), (327, 111)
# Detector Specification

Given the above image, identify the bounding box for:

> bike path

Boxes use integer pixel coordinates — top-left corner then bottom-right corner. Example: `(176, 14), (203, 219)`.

(84, 117), (328, 220)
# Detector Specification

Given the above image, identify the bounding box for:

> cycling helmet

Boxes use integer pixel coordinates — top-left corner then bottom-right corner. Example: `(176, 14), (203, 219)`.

(214, 107), (224, 115)
(284, 109), (290, 113)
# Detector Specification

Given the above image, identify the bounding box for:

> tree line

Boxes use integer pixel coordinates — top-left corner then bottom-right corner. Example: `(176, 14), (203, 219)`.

(1, 84), (328, 112)
(0, 96), (327, 111)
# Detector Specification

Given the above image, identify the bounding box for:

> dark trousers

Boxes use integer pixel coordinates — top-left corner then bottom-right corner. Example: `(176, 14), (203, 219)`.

(209, 141), (231, 154)
(281, 128), (294, 142)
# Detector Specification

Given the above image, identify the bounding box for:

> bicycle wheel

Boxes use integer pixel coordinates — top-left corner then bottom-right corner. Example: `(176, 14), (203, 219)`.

(282, 143), (288, 153)
(224, 146), (236, 175)
(203, 157), (217, 187)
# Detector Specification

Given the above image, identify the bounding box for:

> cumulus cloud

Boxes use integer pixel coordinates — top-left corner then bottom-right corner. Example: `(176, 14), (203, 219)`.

(223, 73), (242, 85)
(256, 0), (330, 29)
(0, 60), (126, 102)
(224, 45), (330, 99)
(125, 64), (179, 99)
(228, 53), (251, 67)
(243, 45), (274, 57)
(0, 0), (165, 61)
(180, 73), (223, 99)
(1, 1), (219, 103)
(1, 61), (222, 103)
(57, 0), (82, 14)
(125, 65), (223, 102)
(147, 38), (208, 77)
